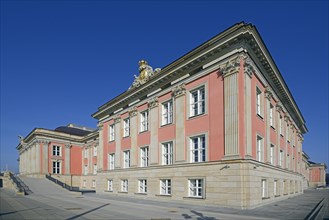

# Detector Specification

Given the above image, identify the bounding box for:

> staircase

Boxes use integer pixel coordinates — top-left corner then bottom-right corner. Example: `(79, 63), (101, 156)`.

(19, 176), (71, 195)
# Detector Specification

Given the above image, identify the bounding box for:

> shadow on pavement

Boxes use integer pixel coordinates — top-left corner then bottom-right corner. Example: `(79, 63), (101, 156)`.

(66, 203), (110, 220)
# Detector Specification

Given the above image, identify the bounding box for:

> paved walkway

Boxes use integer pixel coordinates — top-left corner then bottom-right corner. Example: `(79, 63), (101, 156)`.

(1, 187), (328, 219)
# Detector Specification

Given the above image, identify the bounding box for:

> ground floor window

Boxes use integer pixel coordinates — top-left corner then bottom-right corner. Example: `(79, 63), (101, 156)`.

(121, 179), (128, 192)
(52, 161), (60, 174)
(160, 179), (171, 195)
(188, 179), (203, 198)
(138, 179), (147, 193)
(92, 180), (96, 188)
(108, 179), (113, 191)
(83, 180), (86, 188)
(274, 180), (279, 196)
(261, 179), (267, 198)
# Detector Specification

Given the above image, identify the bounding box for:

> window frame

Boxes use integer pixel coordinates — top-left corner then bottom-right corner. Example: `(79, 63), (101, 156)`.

(161, 100), (173, 126)
(256, 135), (264, 162)
(109, 153), (115, 170)
(93, 146), (97, 156)
(138, 179), (147, 193)
(123, 118), (130, 137)
(140, 146), (149, 167)
(121, 179), (128, 192)
(52, 161), (60, 174)
(162, 141), (173, 165)
(261, 179), (268, 198)
(93, 164), (97, 174)
(190, 135), (206, 163)
(52, 145), (61, 156)
(107, 179), (113, 191)
(123, 150), (130, 168)
(160, 179), (172, 195)
(140, 110), (149, 132)
(189, 86), (206, 117)
(109, 124), (115, 142)
(256, 86), (263, 117)
(188, 178), (204, 198)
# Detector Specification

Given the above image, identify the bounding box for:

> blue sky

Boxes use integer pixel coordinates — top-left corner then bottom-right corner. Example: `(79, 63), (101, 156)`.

(1, 1), (328, 172)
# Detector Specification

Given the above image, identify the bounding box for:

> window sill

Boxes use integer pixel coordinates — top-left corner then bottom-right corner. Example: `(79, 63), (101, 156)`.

(139, 130), (149, 134)
(262, 197), (270, 200)
(160, 122), (174, 128)
(122, 135), (130, 139)
(118, 191), (128, 194)
(155, 194), (172, 197)
(108, 140), (115, 143)
(270, 126), (276, 131)
(104, 190), (113, 192)
(283, 193), (288, 196)
(183, 196), (205, 200)
(188, 113), (207, 120)
(257, 114), (263, 120)
(135, 192), (147, 195)
(274, 195), (280, 197)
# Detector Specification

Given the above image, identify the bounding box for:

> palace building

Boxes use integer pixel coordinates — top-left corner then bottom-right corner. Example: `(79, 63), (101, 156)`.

(17, 22), (326, 209)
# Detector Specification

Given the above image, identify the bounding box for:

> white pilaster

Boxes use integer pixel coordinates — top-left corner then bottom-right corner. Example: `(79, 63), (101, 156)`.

(97, 123), (104, 171)
(149, 97), (159, 165)
(129, 108), (138, 167)
(114, 117), (121, 168)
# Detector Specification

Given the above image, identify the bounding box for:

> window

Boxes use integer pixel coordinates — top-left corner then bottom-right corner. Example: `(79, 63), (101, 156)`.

(162, 101), (173, 125)
(52, 145), (61, 156)
(279, 150), (283, 167)
(140, 111), (149, 132)
(162, 142), (173, 165)
(92, 180), (96, 188)
(256, 87), (262, 116)
(123, 118), (130, 137)
(84, 148), (88, 158)
(121, 179), (128, 192)
(93, 164), (97, 174)
(108, 179), (113, 191)
(261, 179), (267, 198)
(190, 136), (206, 163)
(270, 103), (274, 127)
(109, 153), (115, 170)
(270, 144), (274, 165)
(256, 136), (264, 162)
(52, 161), (60, 174)
(287, 154), (290, 169)
(109, 124), (115, 141)
(190, 87), (205, 117)
(274, 180), (278, 196)
(279, 115), (283, 135)
(84, 165), (88, 175)
(138, 179), (147, 193)
(123, 150), (130, 168)
(93, 146), (97, 156)
(140, 147), (149, 167)
(189, 179), (203, 198)
(160, 179), (171, 195)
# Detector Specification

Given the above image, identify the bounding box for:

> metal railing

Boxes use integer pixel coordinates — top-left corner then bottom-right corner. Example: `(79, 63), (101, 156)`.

(8, 172), (32, 195)
(45, 174), (80, 191)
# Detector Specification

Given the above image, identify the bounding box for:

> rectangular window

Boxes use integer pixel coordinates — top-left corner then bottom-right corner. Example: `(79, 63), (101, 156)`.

(52, 161), (60, 174)
(123, 118), (130, 137)
(84, 148), (88, 158)
(270, 103), (274, 127)
(270, 144), (274, 165)
(140, 147), (149, 167)
(190, 135), (206, 163)
(287, 154), (290, 169)
(140, 111), (149, 132)
(190, 87), (205, 117)
(138, 179), (147, 193)
(52, 145), (61, 156)
(274, 180), (278, 196)
(256, 87), (262, 116)
(109, 124), (115, 141)
(162, 142), (173, 165)
(109, 153), (115, 170)
(123, 150), (130, 168)
(257, 136), (264, 162)
(121, 179), (128, 192)
(160, 179), (171, 195)
(189, 179), (203, 198)
(162, 101), (173, 125)
(279, 115), (283, 135)
(93, 146), (97, 156)
(279, 150), (283, 167)
(261, 179), (267, 198)
(92, 180), (96, 188)
(93, 164), (97, 174)
(108, 179), (113, 191)
(84, 165), (88, 175)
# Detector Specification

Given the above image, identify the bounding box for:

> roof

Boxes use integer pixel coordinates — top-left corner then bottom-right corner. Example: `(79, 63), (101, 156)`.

(54, 126), (93, 136)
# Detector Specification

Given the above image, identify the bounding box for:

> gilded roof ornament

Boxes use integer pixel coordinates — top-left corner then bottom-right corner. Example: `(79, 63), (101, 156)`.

(129, 60), (161, 89)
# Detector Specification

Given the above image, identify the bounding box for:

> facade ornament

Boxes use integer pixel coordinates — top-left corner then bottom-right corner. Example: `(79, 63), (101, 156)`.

(276, 102), (283, 112)
(18, 135), (26, 147)
(148, 97), (159, 109)
(284, 115), (291, 123)
(171, 83), (186, 98)
(128, 106), (138, 117)
(219, 56), (241, 77)
(114, 115), (121, 124)
(65, 144), (71, 149)
(265, 87), (273, 100)
(97, 122), (104, 130)
(243, 57), (254, 77)
(129, 60), (161, 89)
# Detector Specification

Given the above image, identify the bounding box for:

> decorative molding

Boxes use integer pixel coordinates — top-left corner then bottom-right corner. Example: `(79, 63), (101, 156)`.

(129, 60), (161, 89)
(171, 83), (186, 98)
(65, 144), (71, 149)
(219, 55), (240, 77)
(114, 115), (121, 124)
(284, 115), (291, 123)
(265, 87), (273, 100)
(276, 102), (283, 112)
(243, 56), (254, 78)
(97, 122), (104, 130)
(148, 97), (158, 109)
(128, 106), (138, 117)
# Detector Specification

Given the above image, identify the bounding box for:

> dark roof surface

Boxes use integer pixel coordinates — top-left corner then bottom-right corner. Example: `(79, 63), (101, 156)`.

(55, 126), (93, 136)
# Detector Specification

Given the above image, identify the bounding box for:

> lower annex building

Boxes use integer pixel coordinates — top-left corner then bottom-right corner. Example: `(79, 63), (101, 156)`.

(16, 22), (327, 209)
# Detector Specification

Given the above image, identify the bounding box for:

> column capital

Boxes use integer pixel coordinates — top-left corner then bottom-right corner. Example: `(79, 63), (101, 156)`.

(128, 106), (138, 117)
(171, 83), (186, 98)
(243, 56), (254, 78)
(97, 122), (104, 130)
(148, 97), (158, 109)
(276, 102), (284, 112)
(65, 144), (72, 149)
(219, 55), (240, 77)
(265, 86), (273, 100)
(114, 115), (121, 124)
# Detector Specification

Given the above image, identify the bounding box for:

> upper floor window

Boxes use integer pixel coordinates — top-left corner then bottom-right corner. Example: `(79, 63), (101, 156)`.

(279, 115), (283, 135)
(279, 150), (283, 167)
(138, 179), (147, 193)
(270, 144), (274, 165)
(93, 164), (97, 174)
(123, 118), (130, 137)
(93, 146), (97, 156)
(189, 179), (203, 198)
(53, 161), (60, 174)
(109, 124), (115, 141)
(190, 135), (206, 163)
(256, 87), (262, 116)
(160, 179), (171, 195)
(84, 165), (88, 175)
(109, 153), (115, 170)
(140, 111), (149, 132)
(162, 101), (173, 125)
(140, 147), (149, 167)
(270, 103), (274, 127)
(162, 142), (173, 165)
(52, 145), (61, 156)
(84, 148), (88, 158)
(190, 87), (205, 117)
(123, 150), (130, 168)
(287, 154), (290, 169)
(256, 136), (264, 162)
